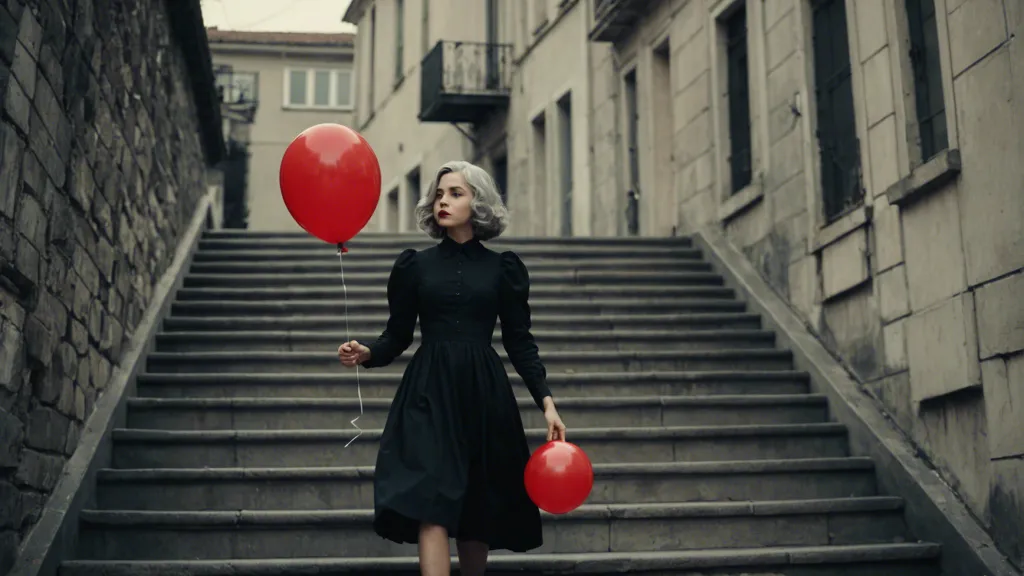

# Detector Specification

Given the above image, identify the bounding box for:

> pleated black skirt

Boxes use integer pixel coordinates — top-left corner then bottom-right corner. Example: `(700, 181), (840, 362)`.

(372, 340), (544, 552)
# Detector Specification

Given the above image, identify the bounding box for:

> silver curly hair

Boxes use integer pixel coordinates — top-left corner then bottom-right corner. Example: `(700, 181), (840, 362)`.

(414, 160), (509, 241)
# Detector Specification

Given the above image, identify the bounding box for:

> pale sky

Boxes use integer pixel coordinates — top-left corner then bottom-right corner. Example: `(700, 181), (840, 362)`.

(201, 0), (357, 33)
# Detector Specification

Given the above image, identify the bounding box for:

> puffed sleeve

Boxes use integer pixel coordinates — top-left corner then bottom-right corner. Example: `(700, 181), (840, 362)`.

(499, 251), (552, 410)
(358, 248), (418, 368)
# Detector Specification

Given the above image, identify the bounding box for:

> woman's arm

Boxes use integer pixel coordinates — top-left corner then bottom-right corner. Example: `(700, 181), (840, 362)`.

(359, 248), (418, 368)
(498, 251), (553, 411)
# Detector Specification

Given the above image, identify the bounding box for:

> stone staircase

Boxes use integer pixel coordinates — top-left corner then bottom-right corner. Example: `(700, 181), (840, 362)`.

(59, 232), (943, 575)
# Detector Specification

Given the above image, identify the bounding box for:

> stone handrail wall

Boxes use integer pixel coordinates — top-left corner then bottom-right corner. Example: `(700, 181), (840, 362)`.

(0, 0), (219, 569)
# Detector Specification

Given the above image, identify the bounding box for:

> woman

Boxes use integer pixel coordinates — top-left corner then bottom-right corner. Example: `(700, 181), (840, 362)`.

(338, 160), (566, 576)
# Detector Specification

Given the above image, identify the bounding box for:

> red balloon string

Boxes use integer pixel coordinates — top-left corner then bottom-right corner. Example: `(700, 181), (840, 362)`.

(280, 123), (378, 448)
(337, 247), (363, 448)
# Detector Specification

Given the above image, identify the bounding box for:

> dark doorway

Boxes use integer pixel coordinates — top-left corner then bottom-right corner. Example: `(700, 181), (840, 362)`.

(493, 154), (508, 205)
(220, 140), (249, 229)
(624, 69), (640, 235)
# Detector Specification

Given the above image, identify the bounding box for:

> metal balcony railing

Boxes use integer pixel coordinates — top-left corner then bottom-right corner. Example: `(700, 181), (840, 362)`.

(589, 0), (644, 43)
(214, 66), (259, 106)
(419, 40), (513, 124)
(214, 66), (259, 123)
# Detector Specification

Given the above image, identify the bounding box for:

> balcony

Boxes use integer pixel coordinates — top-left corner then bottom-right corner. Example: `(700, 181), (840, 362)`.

(419, 40), (512, 124)
(214, 66), (259, 124)
(589, 0), (645, 43)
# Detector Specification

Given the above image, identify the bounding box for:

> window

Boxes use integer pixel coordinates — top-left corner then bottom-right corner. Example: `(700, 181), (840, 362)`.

(624, 69), (639, 199)
(395, 0), (405, 81)
(406, 167), (421, 231)
(624, 68), (640, 236)
(386, 187), (399, 232)
(557, 92), (573, 237)
(285, 69), (354, 109)
(492, 155), (508, 205)
(811, 0), (861, 222)
(724, 6), (751, 193)
(905, 0), (947, 162)
(531, 111), (547, 234)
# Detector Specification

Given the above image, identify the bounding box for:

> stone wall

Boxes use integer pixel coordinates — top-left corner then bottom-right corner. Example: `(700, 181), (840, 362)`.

(0, 0), (216, 570)
(586, 0), (1024, 569)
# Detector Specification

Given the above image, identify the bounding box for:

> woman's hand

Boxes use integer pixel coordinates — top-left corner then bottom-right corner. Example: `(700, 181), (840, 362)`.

(338, 340), (370, 367)
(544, 406), (566, 442)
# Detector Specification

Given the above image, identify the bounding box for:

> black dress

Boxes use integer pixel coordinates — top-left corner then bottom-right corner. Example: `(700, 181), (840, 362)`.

(357, 235), (551, 552)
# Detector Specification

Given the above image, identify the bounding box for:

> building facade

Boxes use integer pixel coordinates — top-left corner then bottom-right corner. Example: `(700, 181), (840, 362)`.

(591, 0), (1023, 568)
(342, 0), (599, 236)
(343, 0), (1024, 567)
(206, 28), (356, 232)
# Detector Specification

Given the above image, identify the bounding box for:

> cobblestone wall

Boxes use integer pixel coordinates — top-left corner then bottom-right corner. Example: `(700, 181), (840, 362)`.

(0, 0), (212, 568)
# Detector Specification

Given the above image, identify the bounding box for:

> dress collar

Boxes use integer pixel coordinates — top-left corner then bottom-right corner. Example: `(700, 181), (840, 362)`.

(439, 235), (486, 260)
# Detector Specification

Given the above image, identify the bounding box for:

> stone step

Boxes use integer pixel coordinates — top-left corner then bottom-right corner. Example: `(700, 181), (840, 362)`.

(182, 270), (726, 288)
(159, 312), (765, 333)
(135, 370), (812, 399)
(194, 247), (704, 263)
(96, 457), (877, 510)
(188, 249), (708, 268)
(110, 423), (849, 468)
(152, 329), (778, 353)
(74, 497), (907, 560)
(201, 230), (695, 245)
(187, 260), (715, 277)
(185, 268), (722, 289)
(126, 393), (827, 430)
(170, 298), (747, 317)
(142, 349), (794, 374)
(195, 242), (700, 258)
(187, 258), (715, 276)
(59, 543), (942, 575)
(173, 284), (736, 302)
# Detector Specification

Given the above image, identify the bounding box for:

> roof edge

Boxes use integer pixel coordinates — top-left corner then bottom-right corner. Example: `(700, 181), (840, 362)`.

(206, 27), (356, 47)
(342, 0), (372, 25)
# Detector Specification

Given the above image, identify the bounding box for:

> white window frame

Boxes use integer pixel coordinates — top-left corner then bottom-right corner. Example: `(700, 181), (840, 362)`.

(283, 67), (355, 111)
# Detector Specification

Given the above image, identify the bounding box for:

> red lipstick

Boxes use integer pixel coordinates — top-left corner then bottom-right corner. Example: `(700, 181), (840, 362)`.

(438, 210), (451, 218)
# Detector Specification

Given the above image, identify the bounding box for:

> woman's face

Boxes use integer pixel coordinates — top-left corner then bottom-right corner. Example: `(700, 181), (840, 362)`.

(433, 171), (474, 231)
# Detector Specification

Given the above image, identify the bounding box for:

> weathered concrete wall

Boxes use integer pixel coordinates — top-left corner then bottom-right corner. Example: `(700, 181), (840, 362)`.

(588, 38), (622, 237)
(346, 0), (601, 237)
(0, 0), (215, 570)
(207, 44), (356, 233)
(587, 0), (1023, 568)
(345, 0), (475, 235)
(504, 0), (594, 237)
(340, 0), (1024, 562)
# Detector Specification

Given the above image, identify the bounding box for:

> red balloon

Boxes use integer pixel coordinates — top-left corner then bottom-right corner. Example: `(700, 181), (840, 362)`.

(524, 441), (594, 514)
(279, 123), (381, 246)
